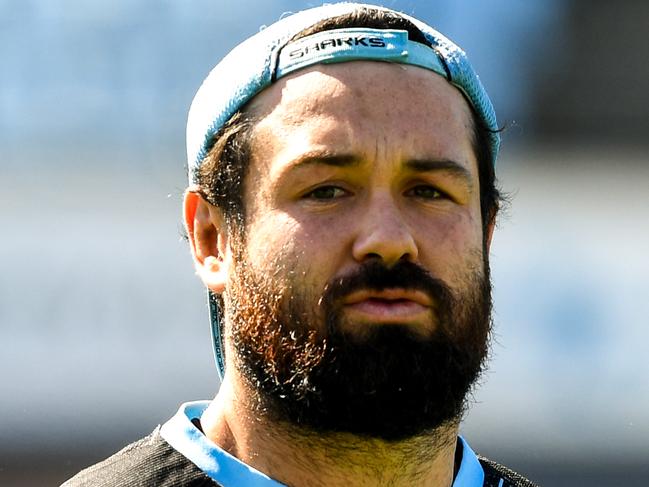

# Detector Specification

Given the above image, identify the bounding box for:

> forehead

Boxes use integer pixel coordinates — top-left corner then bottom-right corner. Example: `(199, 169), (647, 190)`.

(248, 61), (476, 172)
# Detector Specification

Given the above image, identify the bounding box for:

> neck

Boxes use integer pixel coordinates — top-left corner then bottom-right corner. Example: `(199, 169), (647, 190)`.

(201, 376), (460, 487)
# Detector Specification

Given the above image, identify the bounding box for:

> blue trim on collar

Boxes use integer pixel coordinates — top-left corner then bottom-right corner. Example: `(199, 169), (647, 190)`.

(453, 436), (485, 487)
(160, 401), (284, 487)
(161, 401), (484, 487)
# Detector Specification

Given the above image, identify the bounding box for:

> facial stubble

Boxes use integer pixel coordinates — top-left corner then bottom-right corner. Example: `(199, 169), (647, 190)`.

(225, 245), (492, 442)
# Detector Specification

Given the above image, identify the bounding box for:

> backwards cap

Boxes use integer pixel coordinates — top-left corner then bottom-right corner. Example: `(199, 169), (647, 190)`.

(187, 3), (500, 378)
(187, 2), (499, 184)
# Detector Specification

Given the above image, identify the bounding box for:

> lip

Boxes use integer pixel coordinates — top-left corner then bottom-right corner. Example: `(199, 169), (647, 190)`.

(342, 289), (432, 307)
(341, 289), (432, 324)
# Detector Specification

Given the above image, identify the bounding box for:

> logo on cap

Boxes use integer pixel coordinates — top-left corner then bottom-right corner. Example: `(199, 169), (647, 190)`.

(288, 36), (387, 59)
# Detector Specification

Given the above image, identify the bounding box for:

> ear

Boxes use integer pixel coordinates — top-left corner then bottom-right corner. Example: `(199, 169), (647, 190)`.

(484, 211), (496, 252)
(184, 190), (231, 293)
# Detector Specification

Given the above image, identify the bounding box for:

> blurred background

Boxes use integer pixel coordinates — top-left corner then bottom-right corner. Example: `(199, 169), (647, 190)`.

(1, 1), (648, 485)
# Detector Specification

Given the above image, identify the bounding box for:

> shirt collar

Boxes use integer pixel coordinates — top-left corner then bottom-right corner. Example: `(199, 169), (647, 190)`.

(453, 435), (485, 486)
(161, 401), (283, 486)
(161, 401), (484, 487)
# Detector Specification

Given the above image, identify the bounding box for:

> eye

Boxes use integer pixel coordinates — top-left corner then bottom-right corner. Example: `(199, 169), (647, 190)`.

(407, 185), (447, 200)
(303, 185), (348, 200)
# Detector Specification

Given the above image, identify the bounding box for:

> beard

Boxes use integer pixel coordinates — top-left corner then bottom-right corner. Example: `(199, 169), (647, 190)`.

(224, 252), (492, 442)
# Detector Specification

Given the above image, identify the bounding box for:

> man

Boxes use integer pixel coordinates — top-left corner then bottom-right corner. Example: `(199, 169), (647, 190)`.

(65, 3), (537, 486)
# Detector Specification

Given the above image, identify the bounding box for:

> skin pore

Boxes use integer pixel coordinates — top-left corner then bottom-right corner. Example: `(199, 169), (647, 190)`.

(185, 61), (494, 486)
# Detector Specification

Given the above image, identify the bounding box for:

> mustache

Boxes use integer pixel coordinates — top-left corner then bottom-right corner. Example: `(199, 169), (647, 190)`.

(322, 260), (453, 308)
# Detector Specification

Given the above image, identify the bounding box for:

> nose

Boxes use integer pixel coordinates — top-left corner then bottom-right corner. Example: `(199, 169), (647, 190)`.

(352, 194), (418, 267)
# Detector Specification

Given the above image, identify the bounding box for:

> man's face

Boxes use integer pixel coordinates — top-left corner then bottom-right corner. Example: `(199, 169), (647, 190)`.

(222, 61), (492, 440)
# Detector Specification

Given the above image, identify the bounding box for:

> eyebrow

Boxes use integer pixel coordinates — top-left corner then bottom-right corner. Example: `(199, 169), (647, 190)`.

(280, 152), (473, 188)
(287, 152), (362, 170)
(404, 158), (474, 188)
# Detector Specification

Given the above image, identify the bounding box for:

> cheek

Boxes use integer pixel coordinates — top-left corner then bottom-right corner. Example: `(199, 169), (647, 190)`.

(265, 214), (353, 295)
(243, 211), (340, 281)
(244, 212), (299, 267)
(416, 210), (483, 272)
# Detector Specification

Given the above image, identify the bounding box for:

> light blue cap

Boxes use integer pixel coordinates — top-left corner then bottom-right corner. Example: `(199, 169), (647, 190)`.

(189, 3), (500, 378)
(186, 2), (500, 187)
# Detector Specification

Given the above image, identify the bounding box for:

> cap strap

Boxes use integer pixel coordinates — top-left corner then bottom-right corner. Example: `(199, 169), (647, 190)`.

(208, 290), (226, 379)
(275, 28), (447, 81)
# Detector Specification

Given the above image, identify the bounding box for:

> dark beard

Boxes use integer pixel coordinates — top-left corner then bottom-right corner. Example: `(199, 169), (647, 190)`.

(226, 257), (492, 442)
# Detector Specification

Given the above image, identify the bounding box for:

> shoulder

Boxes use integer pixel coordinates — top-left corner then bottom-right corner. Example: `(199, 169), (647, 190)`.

(61, 426), (219, 487)
(478, 455), (540, 487)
